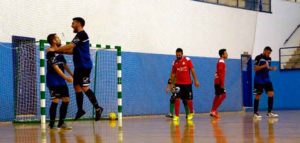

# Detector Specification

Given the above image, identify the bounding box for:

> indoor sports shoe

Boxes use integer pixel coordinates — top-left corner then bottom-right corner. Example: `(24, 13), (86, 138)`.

(187, 113), (194, 120)
(253, 113), (262, 120)
(165, 113), (174, 118)
(173, 115), (179, 121)
(74, 110), (86, 120)
(95, 107), (104, 121)
(210, 112), (220, 119)
(267, 112), (279, 118)
(57, 123), (72, 130)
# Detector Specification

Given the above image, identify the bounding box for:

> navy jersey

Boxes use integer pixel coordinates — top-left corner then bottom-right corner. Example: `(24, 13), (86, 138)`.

(254, 54), (271, 84)
(71, 31), (93, 69)
(46, 52), (67, 87)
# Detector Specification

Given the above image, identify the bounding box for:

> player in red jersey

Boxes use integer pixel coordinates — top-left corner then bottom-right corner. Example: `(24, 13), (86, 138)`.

(210, 49), (228, 118)
(169, 48), (200, 121)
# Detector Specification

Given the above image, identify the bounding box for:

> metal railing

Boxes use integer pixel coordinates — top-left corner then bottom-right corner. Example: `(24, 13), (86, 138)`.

(280, 47), (300, 70)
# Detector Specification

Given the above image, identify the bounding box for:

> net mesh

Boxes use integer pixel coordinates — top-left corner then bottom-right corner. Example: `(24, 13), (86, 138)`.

(13, 38), (118, 122)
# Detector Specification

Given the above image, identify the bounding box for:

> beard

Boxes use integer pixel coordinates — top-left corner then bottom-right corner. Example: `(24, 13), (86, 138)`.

(73, 28), (78, 33)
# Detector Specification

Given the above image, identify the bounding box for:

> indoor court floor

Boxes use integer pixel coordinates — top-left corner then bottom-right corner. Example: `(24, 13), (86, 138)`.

(0, 110), (300, 143)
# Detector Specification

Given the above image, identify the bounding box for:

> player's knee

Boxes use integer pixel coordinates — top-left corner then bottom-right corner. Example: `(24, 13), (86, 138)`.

(74, 85), (82, 92)
(268, 92), (274, 97)
(82, 86), (90, 92)
(62, 97), (70, 103)
(255, 95), (261, 99)
(52, 98), (59, 103)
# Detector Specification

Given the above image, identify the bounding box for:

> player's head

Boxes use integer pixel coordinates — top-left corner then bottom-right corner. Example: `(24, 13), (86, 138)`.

(72, 17), (85, 33)
(176, 48), (183, 60)
(263, 46), (272, 57)
(47, 33), (61, 47)
(219, 49), (228, 59)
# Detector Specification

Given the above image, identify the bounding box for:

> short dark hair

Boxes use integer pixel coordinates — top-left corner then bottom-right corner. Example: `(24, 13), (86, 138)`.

(73, 17), (85, 27)
(47, 33), (56, 45)
(264, 46), (272, 52)
(219, 49), (226, 57)
(176, 48), (183, 53)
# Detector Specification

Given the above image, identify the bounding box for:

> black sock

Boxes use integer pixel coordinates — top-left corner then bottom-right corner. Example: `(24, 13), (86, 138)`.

(84, 89), (100, 109)
(268, 96), (274, 113)
(254, 98), (259, 114)
(49, 102), (58, 126)
(76, 92), (84, 111)
(58, 101), (69, 126)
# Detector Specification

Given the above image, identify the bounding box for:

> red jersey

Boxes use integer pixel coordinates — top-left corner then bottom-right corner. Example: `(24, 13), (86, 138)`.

(172, 57), (194, 85)
(214, 58), (226, 87)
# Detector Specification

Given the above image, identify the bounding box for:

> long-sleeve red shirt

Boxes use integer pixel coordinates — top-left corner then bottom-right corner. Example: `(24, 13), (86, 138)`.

(214, 58), (226, 87)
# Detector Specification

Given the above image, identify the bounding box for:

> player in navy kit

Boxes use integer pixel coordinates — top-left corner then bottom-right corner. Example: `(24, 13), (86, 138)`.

(253, 46), (278, 119)
(51, 17), (103, 121)
(46, 33), (73, 129)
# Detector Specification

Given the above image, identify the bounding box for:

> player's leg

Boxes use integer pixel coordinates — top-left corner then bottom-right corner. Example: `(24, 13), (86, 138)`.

(266, 82), (278, 118)
(173, 85), (182, 121)
(49, 87), (59, 128)
(174, 97), (180, 121)
(215, 88), (226, 113)
(80, 68), (103, 121)
(253, 84), (263, 119)
(73, 68), (86, 120)
(185, 84), (194, 120)
(57, 86), (71, 129)
(210, 85), (222, 118)
(183, 100), (190, 118)
(166, 95), (175, 118)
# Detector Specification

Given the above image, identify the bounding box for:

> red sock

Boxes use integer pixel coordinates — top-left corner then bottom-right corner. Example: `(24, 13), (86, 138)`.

(187, 100), (194, 113)
(211, 96), (219, 112)
(175, 99), (180, 116)
(216, 93), (226, 110)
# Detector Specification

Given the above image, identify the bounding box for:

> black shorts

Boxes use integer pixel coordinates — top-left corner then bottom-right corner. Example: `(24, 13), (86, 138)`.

(215, 84), (226, 96)
(175, 84), (193, 100)
(73, 68), (92, 87)
(48, 85), (69, 99)
(254, 82), (274, 95)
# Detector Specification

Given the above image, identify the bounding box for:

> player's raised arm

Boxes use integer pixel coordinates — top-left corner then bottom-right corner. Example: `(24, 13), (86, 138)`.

(54, 43), (75, 54)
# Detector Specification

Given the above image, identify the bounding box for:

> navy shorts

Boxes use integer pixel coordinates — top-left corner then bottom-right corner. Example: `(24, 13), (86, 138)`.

(254, 82), (274, 95)
(48, 85), (69, 99)
(175, 84), (193, 100)
(73, 68), (92, 87)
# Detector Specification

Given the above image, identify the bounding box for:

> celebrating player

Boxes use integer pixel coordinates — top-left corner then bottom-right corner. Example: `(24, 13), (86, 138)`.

(210, 49), (228, 119)
(253, 46), (278, 119)
(51, 17), (103, 121)
(46, 34), (73, 129)
(169, 48), (200, 121)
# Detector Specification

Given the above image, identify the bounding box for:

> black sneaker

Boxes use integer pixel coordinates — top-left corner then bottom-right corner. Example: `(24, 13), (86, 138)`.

(74, 110), (86, 120)
(57, 123), (72, 130)
(48, 121), (55, 129)
(95, 107), (103, 121)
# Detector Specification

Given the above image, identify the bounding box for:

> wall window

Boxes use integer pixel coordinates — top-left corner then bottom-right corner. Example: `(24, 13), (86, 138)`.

(194, 0), (272, 13)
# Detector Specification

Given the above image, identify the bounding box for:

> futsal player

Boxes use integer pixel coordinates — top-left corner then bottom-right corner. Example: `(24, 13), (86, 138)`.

(253, 46), (278, 119)
(46, 33), (73, 129)
(169, 48), (200, 121)
(210, 49), (228, 119)
(51, 17), (103, 121)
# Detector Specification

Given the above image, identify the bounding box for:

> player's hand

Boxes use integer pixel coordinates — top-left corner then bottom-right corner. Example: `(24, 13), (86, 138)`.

(269, 66), (277, 71)
(194, 80), (200, 88)
(264, 62), (269, 68)
(166, 84), (172, 93)
(65, 76), (73, 83)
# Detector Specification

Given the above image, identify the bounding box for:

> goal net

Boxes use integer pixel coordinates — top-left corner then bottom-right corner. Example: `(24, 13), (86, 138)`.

(12, 37), (122, 123)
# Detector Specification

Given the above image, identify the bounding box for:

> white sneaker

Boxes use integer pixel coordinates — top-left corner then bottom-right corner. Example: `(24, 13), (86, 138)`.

(267, 112), (279, 118)
(253, 113), (262, 120)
